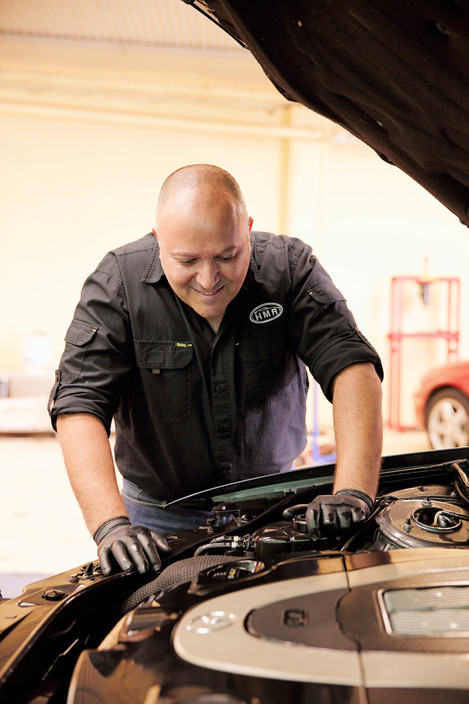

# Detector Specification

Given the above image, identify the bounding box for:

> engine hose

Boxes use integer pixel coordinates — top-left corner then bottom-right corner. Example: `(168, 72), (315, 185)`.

(119, 554), (242, 616)
(455, 480), (469, 504)
(452, 462), (469, 504)
(194, 542), (235, 555)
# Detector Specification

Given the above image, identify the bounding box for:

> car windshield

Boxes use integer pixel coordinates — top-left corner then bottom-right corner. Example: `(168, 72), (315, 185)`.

(165, 448), (469, 509)
(165, 461), (337, 508)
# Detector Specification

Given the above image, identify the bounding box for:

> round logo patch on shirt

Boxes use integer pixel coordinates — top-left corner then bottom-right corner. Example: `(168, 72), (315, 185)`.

(249, 302), (283, 324)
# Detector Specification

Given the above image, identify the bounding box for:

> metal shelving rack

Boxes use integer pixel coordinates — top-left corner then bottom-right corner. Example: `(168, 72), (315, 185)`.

(388, 275), (460, 431)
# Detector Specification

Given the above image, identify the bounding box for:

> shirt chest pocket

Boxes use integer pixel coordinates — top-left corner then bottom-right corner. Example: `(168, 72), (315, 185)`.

(135, 341), (193, 422)
(237, 330), (288, 412)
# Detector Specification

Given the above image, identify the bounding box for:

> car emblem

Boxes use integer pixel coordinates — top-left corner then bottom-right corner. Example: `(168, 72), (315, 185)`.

(249, 302), (283, 324)
(185, 610), (236, 634)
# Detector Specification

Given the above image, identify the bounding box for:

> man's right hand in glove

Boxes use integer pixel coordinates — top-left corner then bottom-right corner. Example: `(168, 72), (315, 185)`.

(93, 516), (171, 576)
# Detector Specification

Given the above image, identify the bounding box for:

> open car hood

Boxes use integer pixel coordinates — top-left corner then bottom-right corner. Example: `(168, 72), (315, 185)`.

(189, 0), (469, 227)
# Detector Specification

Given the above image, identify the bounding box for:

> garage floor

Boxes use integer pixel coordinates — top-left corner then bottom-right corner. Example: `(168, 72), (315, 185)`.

(0, 429), (430, 598)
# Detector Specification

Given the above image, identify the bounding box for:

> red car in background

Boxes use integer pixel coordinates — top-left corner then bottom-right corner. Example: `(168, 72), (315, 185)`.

(414, 360), (469, 449)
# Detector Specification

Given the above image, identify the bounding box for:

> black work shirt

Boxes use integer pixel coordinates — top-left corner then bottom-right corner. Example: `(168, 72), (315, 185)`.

(49, 231), (383, 501)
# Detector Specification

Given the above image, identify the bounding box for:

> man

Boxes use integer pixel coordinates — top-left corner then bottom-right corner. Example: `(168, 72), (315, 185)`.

(49, 164), (383, 576)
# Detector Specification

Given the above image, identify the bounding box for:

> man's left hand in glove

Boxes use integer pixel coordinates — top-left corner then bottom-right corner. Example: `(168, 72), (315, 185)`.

(283, 489), (374, 540)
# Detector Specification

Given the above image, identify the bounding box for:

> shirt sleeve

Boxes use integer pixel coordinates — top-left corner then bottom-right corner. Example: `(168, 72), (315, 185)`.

(48, 254), (133, 433)
(287, 243), (383, 401)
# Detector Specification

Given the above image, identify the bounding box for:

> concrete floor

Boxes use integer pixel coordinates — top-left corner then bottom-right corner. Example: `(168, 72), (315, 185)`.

(0, 428), (430, 598)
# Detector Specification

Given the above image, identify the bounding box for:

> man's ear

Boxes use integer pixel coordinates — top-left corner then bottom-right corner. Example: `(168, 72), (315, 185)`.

(152, 227), (158, 239)
(248, 217), (253, 233)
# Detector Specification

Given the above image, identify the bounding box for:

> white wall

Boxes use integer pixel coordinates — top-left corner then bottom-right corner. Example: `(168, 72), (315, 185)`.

(1, 98), (468, 431)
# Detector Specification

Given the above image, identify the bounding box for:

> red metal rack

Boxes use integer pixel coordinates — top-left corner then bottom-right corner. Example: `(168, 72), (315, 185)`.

(388, 275), (460, 431)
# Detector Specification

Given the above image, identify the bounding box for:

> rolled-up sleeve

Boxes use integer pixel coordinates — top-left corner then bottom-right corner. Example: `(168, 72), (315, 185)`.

(48, 255), (133, 433)
(288, 245), (383, 401)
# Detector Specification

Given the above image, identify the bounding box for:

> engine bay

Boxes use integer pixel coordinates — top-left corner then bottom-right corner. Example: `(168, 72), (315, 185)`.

(167, 457), (469, 559)
(3, 452), (469, 703)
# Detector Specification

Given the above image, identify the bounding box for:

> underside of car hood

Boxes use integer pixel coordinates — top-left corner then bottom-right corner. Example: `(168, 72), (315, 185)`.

(190, 0), (469, 227)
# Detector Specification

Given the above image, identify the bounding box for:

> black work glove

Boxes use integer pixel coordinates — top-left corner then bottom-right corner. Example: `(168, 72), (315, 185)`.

(93, 516), (171, 576)
(283, 489), (373, 540)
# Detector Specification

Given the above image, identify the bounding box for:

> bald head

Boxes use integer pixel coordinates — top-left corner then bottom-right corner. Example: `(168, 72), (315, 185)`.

(154, 164), (253, 332)
(156, 164), (248, 227)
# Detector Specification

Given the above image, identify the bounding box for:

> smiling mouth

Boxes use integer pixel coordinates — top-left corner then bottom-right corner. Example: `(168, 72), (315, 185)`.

(195, 285), (224, 298)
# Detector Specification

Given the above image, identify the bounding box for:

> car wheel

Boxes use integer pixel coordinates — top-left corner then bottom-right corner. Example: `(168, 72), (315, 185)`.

(425, 388), (469, 449)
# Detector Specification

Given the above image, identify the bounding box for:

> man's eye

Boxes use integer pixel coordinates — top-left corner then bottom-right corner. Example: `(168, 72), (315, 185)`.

(218, 254), (237, 262)
(179, 259), (196, 265)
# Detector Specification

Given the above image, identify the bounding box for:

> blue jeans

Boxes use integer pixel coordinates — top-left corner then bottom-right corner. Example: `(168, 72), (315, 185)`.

(121, 479), (216, 536)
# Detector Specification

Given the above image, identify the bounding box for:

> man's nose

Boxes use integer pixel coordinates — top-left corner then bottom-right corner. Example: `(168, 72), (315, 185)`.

(196, 261), (219, 289)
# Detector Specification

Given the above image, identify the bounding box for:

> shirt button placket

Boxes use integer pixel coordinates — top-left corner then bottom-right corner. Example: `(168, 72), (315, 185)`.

(211, 347), (234, 480)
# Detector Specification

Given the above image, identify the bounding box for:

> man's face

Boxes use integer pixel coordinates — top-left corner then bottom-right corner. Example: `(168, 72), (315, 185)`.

(156, 188), (252, 331)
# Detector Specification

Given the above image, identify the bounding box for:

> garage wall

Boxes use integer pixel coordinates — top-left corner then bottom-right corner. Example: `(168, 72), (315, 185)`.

(0, 98), (467, 430)
(0, 106), (282, 366)
(288, 137), (468, 429)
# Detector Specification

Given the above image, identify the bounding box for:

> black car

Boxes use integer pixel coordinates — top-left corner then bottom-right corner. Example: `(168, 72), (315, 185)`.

(2, 2), (469, 702)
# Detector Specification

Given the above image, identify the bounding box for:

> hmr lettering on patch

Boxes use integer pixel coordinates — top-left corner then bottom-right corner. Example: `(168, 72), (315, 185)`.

(249, 302), (283, 324)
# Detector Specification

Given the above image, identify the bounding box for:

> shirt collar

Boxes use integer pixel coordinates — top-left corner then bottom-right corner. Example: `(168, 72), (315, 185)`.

(248, 245), (265, 285)
(141, 235), (165, 283)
